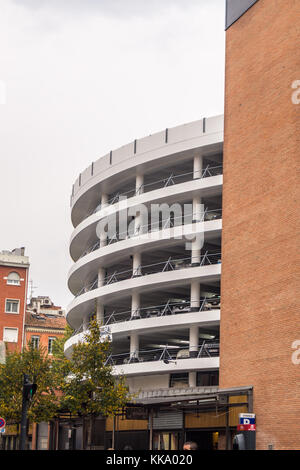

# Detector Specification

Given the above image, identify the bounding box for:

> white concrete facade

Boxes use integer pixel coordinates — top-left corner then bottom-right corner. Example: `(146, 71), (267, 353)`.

(65, 115), (224, 392)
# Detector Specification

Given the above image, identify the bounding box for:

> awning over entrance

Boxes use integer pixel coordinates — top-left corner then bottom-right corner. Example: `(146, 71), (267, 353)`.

(127, 385), (253, 410)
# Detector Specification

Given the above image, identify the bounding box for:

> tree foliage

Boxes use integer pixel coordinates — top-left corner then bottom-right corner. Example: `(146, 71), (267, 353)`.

(59, 320), (129, 417)
(0, 342), (60, 424)
(51, 324), (73, 388)
(0, 321), (129, 426)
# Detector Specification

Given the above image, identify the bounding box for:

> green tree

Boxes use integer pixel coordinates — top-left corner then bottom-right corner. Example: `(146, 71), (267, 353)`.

(60, 320), (129, 418)
(0, 321), (129, 449)
(0, 342), (60, 425)
(51, 324), (74, 388)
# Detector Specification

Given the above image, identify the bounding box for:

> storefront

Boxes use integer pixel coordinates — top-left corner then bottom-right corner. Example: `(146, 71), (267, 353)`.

(0, 387), (253, 450)
(105, 386), (253, 451)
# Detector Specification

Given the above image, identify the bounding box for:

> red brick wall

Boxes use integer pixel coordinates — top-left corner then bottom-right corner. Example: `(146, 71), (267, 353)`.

(220, 0), (300, 450)
(0, 265), (28, 352)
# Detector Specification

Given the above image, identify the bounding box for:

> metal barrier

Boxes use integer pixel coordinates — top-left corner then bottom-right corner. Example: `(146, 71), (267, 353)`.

(88, 165), (223, 217)
(105, 342), (220, 366)
(103, 295), (221, 326)
(75, 252), (221, 297)
(78, 208), (222, 260)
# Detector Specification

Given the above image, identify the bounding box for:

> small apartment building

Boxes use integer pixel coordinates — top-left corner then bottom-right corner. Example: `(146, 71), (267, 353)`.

(0, 248), (29, 353)
(2, 297), (66, 451)
(24, 297), (66, 354)
(24, 303), (66, 451)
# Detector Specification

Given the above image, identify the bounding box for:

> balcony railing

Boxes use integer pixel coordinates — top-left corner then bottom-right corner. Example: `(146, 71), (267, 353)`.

(88, 164), (223, 217)
(69, 296), (221, 338)
(103, 296), (221, 326)
(75, 251), (222, 298)
(69, 323), (84, 339)
(105, 342), (220, 366)
(78, 207), (222, 260)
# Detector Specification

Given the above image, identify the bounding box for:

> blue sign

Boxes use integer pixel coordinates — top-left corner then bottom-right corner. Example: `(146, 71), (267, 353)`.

(240, 417), (256, 425)
(239, 413), (256, 425)
(238, 413), (256, 431)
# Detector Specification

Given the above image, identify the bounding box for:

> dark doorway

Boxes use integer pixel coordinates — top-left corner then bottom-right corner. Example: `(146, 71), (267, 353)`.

(185, 430), (218, 450)
(108, 430), (148, 450)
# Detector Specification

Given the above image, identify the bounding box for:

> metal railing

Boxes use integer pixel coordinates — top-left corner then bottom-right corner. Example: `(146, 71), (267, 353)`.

(78, 207), (222, 260)
(106, 208), (222, 246)
(75, 252), (221, 298)
(69, 323), (84, 339)
(79, 240), (101, 260)
(105, 342), (220, 366)
(88, 164), (223, 217)
(103, 295), (221, 326)
(70, 296), (221, 337)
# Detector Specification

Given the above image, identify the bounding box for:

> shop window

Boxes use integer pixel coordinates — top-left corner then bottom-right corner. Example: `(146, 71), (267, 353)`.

(153, 432), (179, 450)
(37, 422), (49, 450)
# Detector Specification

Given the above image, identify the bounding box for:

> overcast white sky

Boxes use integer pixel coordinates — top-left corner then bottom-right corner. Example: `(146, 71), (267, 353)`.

(0, 0), (226, 309)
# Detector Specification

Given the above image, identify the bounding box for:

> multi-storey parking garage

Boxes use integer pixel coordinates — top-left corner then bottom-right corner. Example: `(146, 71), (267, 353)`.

(64, 115), (253, 450)
(65, 115), (223, 386)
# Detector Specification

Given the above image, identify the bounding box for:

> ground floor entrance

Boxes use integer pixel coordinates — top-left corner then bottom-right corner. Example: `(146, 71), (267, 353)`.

(185, 430), (219, 450)
(105, 428), (231, 450)
(153, 432), (180, 450)
(152, 430), (218, 450)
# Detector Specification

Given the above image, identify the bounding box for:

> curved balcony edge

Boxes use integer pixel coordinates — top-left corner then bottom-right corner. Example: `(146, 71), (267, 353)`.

(64, 331), (86, 359)
(66, 264), (222, 330)
(110, 309), (220, 338)
(70, 175), (223, 261)
(71, 116), (224, 227)
(68, 219), (222, 295)
(111, 357), (220, 377)
(63, 309), (221, 359)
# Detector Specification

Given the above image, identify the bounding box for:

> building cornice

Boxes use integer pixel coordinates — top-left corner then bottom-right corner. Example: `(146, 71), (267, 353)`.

(25, 326), (65, 335)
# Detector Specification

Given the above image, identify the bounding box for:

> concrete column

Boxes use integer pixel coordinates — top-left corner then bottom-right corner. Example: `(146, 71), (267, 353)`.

(193, 155), (203, 179)
(98, 267), (106, 288)
(136, 172), (144, 195)
(190, 282), (200, 311)
(101, 193), (108, 208)
(83, 314), (90, 331)
(95, 268), (106, 326)
(99, 230), (107, 248)
(132, 252), (142, 277)
(98, 195), (108, 248)
(192, 195), (202, 265)
(189, 325), (199, 358)
(130, 333), (139, 361)
(189, 371), (197, 388)
(192, 195), (202, 222)
(131, 291), (140, 318)
(96, 302), (104, 325)
(191, 239), (201, 266)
